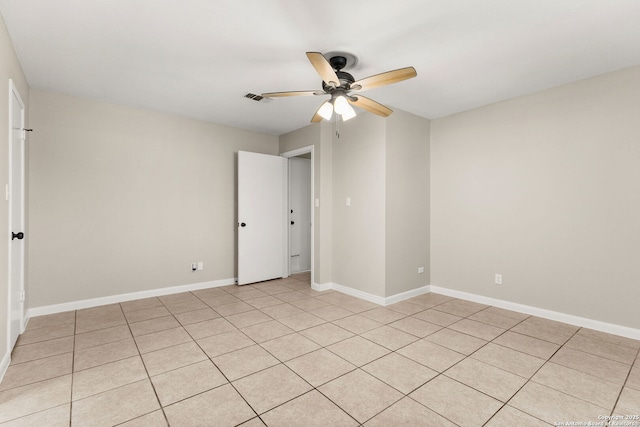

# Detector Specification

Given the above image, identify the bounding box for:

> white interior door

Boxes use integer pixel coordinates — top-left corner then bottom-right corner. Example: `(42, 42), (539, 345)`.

(289, 157), (311, 273)
(8, 81), (25, 350)
(237, 151), (287, 285)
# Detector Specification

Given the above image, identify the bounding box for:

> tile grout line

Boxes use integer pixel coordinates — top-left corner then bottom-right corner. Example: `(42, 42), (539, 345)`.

(372, 306), (552, 426)
(432, 321), (530, 426)
(254, 297), (447, 424)
(118, 300), (171, 426)
(189, 278), (365, 425)
(411, 323), (501, 425)
(244, 296), (492, 425)
(607, 345), (640, 419)
(135, 276), (316, 422)
(483, 326), (584, 426)
(185, 309), (262, 425)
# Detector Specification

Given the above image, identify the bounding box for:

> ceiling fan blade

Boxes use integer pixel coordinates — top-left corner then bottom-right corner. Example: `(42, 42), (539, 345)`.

(351, 67), (417, 91)
(261, 90), (322, 98)
(349, 95), (393, 117)
(311, 100), (330, 123)
(306, 52), (340, 87)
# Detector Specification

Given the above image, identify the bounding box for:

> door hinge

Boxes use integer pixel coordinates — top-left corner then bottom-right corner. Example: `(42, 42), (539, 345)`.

(19, 290), (25, 303)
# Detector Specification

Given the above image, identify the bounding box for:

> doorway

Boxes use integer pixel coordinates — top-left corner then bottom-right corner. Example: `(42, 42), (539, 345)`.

(288, 156), (311, 274)
(236, 147), (314, 286)
(282, 146), (314, 284)
(8, 80), (26, 350)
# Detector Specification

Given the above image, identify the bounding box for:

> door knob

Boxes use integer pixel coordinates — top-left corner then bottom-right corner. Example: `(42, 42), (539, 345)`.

(240, 222), (246, 227)
(12, 232), (24, 240)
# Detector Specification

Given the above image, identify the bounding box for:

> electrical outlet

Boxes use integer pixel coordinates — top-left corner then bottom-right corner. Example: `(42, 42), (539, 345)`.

(191, 263), (197, 272)
(418, 267), (425, 274)
(197, 261), (204, 271)
(495, 273), (502, 285)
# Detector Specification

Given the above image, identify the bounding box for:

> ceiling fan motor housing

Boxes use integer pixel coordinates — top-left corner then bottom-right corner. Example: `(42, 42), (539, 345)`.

(322, 70), (355, 92)
(329, 55), (348, 71)
(318, 55), (355, 92)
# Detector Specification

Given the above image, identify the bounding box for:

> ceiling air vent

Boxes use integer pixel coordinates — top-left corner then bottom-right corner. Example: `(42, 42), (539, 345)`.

(244, 93), (270, 102)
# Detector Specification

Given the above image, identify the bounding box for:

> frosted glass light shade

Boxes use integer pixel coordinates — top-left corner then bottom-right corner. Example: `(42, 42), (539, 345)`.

(318, 101), (333, 120)
(333, 95), (350, 115)
(341, 104), (356, 121)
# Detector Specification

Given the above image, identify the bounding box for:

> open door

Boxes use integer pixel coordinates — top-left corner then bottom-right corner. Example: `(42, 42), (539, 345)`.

(237, 151), (287, 285)
(8, 80), (26, 349)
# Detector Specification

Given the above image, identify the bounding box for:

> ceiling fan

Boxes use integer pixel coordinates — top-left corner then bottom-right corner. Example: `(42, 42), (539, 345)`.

(261, 52), (417, 123)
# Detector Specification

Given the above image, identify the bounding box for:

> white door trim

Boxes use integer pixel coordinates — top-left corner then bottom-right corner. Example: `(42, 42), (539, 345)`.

(7, 79), (26, 354)
(281, 146), (315, 284)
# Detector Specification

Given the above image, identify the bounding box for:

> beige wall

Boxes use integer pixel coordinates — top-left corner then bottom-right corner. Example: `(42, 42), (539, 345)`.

(385, 110), (430, 297)
(28, 90), (278, 307)
(278, 124), (319, 155)
(281, 112), (431, 299)
(0, 15), (29, 360)
(431, 65), (640, 329)
(332, 114), (387, 296)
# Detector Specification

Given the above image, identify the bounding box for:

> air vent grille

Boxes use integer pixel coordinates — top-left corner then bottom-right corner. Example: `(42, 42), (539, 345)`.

(245, 93), (265, 102)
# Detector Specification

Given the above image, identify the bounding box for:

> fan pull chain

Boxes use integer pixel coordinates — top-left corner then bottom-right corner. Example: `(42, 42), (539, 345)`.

(335, 114), (340, 139)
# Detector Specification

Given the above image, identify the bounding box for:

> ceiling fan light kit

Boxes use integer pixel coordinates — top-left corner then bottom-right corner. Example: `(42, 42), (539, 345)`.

(261, 51), (416, 123)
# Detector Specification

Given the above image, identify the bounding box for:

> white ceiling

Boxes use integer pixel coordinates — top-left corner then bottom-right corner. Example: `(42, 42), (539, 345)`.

(1, 0), (639, 136)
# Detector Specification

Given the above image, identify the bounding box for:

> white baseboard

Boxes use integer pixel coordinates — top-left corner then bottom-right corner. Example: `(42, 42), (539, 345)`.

(311, 282), (430, 306)
(313, 281), (640, 340)
(312, 282), (383, 303)
(330, 282), (386, 305)
(24, 277), (640, 341)
(430, 285), (640, 341)
(311, 282), (332, 292)
(384, 285), (431, 305)
(27, 278), (236, 319)
(0, 351), (10, 384)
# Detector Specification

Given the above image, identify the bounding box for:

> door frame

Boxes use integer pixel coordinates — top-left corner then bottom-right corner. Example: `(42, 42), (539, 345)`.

(281, 146), (315, 283)
(7, 79), (26, 351)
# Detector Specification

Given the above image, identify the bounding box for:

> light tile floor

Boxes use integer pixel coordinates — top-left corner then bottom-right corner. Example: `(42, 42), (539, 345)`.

(1, 272), (639, 426)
